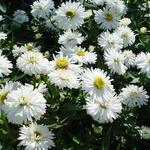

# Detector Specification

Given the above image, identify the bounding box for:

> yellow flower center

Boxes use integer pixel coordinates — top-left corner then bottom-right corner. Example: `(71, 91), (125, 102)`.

(66, 10), (76, 19)
(99, 103), (108, 109)
(93, 76), (106, 89)
(105, 13), (113, 21)
(130, 92), (138, 98)
(26, 43), (33, 51)
(27, 54), (37, 64)
(56, 58), (69, 69)
(76, 50), (87, 56)
(34, 131), (42, 142)
(19, 96), (30, 106)
(0, 91), (8, 104)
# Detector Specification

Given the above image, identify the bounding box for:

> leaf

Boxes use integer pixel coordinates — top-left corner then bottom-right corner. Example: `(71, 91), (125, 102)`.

(0, 1), (6, 13)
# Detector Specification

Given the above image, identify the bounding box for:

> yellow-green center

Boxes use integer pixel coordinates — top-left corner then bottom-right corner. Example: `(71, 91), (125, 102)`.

(76, 50), (87, 56)
(56, 58), (69, 69)
(27, 54), (37, 64)
(93, 76), (106, 89)
(0, 91), (8, 104)
(19, 96), (30, 106)
(34, 131), (42, 141)
(105, 13), (113, 21)
(66, 10), (76, 19)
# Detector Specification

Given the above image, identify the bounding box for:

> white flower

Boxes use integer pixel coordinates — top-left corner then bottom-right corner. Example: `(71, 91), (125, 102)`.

(49, 53), (82, 74)
(123, 50), (135, 67)
(116, 26), (135, 47)
(0, 81), (21, 110)
(0, 53), (13, 77)
(12, 43), (40, 57)
(95, 7), (121, 30)
(119, 85), (149, 107)
(17, 51), (50, 76)
(36, 82), (47, 93)
(13, 10), (29, 24)
(0, 32), (7, 40)
(81, 68), (114, 101)
(136, 52), (150, 78)
(119, 18), (131, 26)
(18, 123), (55, 150)
(91, 0), (105, 5)
(31, 0), (54, 19)
(58, 30), (84, 47)
(5, 84), (47, 124)
(98, 31), (123, 51)
(104, 49), (127, 75)
(71, 47), (97, 65)
(139, 126), (150, 140)
(54, 1), (86, 30)
(86, 95), (122, 123)
(105, 0), (127, 15)
(48, 69), (80, 89)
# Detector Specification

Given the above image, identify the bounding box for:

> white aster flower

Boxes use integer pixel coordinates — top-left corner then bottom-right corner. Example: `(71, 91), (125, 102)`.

(48, 69), (80, 89)
(116, 26), (135, 47)
(12, 43), (40, 57)
(91, 0), (105, 6)
(31, 0), (54, 19)
(98, 31), (123, 51)
(136, 52), (150, 78)
(119, 85), (149, 107)
(0, 81), (21, 110)
(123, 50), (135, 67)
(71, 47), (97, 65)
(86, 95), (122, 123)
(17, 51), (50, 76)
(139, 126), (150, 140)
(0, 32), (7, 40)
(0, 53), (13, 77)
(105, 0), (127, 15)
(104, 49), (127, 75)
(119, 18), (131, 26)
(5, 84), (47, 124)
(81, 68), (114, 101)
(95, 7), (121, 30)
(13, 10), (29, 24)
(54, 1), (86, 30)
(58, 30), (84, 47)
(50, 53), (81, 74)
(18, 123), (55, 150)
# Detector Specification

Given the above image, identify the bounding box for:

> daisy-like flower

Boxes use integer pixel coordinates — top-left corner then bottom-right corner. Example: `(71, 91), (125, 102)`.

(92, 0), (105, 6)
(123, 50), (135, 67)
(139, 126), (150, 140)
(104, 49), (127, 75)
(17, 51), (50, 76)
(58, 30), (84, 48)
(12, 43), (40, 57)
(5, 84), (47, 124)
(119, 85), (149, 107)
(98, 31), (123, 51)
(13, 10), (29, 24)
(0, 53), (13, 77)
(48, 69), (80, 89)
(116, 26), (135, 47)
(71, 47), (97, 65)
(81, 68), (114, 101)
(119, 18), (131, 26)
(18, 123), (55, 150)
(0, 32), (7, 40)
(136, 52), (150, 78)
(31, 0), (54, 19)
(95, 7), (121, 30)
(105, 0), (127, 15)
(54, 1), (86, 30)
(0, 81), (21, 110)
(49, 53), (81, 74)
(86, 95), (122, 123)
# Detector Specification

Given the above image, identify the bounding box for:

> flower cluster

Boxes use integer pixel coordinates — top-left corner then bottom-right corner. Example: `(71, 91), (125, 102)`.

(0, 0), (149, 149)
